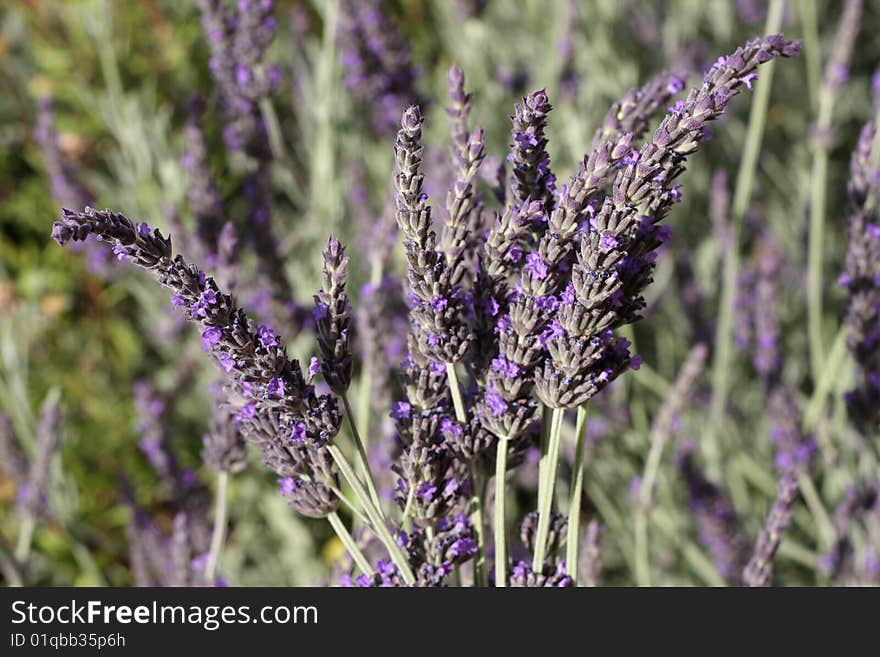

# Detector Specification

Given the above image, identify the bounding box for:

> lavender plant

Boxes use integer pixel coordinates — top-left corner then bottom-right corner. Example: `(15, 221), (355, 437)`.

(47, 29), (803, 588)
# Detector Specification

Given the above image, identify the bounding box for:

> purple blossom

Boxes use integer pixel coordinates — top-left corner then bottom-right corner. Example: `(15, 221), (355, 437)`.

(219, 353), (235, 372)
(491, 356), (520, 379)
(525, 252), (548, 280)
(266, 377), (285, 397)
(431, 295), (449, 312)
(201, 327), (222, 350)
(289, 422), (307, 444)
(234, 402), (256, 424)
(391, 401), (412, 420)
(278, 477), (298, 496)
(485, 390), (508, 416)
(255, 324), (276, 348)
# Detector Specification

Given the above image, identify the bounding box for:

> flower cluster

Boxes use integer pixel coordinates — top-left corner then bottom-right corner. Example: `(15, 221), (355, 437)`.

(841, 119), (880, 435)
(338, 0), (422, 136)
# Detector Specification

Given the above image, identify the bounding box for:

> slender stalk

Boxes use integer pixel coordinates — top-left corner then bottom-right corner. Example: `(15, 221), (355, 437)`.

(532, 407), (564, 571)
(342, 394), (383, 513)
(327, 444), (415, 585)
(634, 432), (666, 586)
(327, 511), (372, 576)
(565, 407), (588, 584)
(445, 362), (467, 422)
(494, 437), (509, 587)
(536, 403), (551, 510)
(14, 514), (35, 564)
(327, 484), (371, 526)
(0, 535), (24, 587)
(796, 470), (835, 550)
(204, 470), (229, 584)
(445, 362), (486, 585)
(798, 0), (821, 112)
(706, 0), (784, 476)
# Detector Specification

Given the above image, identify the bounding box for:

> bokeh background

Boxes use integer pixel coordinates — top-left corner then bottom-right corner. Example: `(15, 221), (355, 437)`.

(1, 0), (879, 586)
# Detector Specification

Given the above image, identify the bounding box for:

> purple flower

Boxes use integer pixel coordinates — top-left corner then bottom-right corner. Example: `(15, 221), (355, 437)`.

(491, 355), (520, 379)
(234, 402), (256, 423)
(266, 377), (285, 397)
(416, 481), (437, 500)
(309, 356), (321, 376)
(313, 303), (328, 322)
(257, 324), (277, 348)
(391, 401), (412, 420)
(621, 149), (640, 166)
(201, 327), (222, 350)
(431, 295), (449, 312)
(441, 417), (463, 438)
(278, 477), (298, 496)
(486, 390), (508, 416)
(429, 361), (446, 377)
(137, 222), (151, 238)
(539, 320), (565, 347)
(525, 252), (548, 280)
(171, 294), (185, 307)
(598, 232), (619, 252)
(219, 352), (235, 372)
(535, 295), (560, 312)
(289, 421), (307, 444)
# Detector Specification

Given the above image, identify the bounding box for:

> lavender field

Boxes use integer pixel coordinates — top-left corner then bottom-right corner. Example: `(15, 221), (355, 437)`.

(1, 0), (879, 588)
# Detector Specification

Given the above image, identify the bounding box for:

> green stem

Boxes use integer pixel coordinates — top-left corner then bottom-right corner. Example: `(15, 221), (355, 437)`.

(807, 9), (844, 383)
(327, 444), (415, 585)
(706, 0), (784, 476)
(532, 407), (564, 571)
(0, 535), (24, 587)
(327, 484), (371, 527)
(327, 511), (372, 576)
(204, 470), (229, 584)
(445, 362), (486, 585)
(798, 0), (821, 112)
(565, 407), (588, 584)
(15, 514), (35, 564)
(536, 403), (551, 510)
(494, 437), (509, 587)
(445, 363), (467, 422)
(470, 462), (486, 587)
(796, 470), (835, 550)
(634, 413), (670, 587)
(342, 394), (383, 513)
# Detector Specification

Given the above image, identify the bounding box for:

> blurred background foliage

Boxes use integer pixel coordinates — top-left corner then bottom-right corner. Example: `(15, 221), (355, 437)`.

(1, 0), (879, 586)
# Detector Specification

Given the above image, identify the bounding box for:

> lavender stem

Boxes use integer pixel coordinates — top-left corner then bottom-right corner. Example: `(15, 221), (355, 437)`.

(494, 437), (509, 587)
(532, 407), (564, 571)
(204, 470), (229, 584)
(326, 445), (415, 584)
(14, 514), (36, 564)
(807, 0), (863, 382)
(445, 362), (486, 584)
(565, 406), (588, 584)
(327, 511), (372, 576)
(342, 394), (382, 512)
(0, 535), (24, 587)
(707, 0), (785, 477)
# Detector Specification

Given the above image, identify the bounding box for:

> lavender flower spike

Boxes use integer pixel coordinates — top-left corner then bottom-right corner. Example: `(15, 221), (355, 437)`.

(841, 119), (880, 435)
(742, 472), (799, 587)
(510, 89), (556, 214)
(17, 395), (62, 522)
(314, 237), (354, 395)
